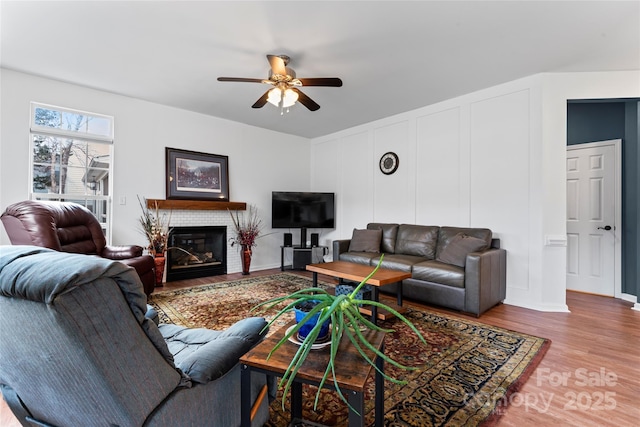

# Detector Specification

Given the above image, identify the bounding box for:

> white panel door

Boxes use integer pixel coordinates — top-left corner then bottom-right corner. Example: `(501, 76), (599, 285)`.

(566, 143), (616, 296)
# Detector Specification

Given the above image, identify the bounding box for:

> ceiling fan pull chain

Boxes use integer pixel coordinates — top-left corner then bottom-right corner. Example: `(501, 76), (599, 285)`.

(280, 90), (286, 115)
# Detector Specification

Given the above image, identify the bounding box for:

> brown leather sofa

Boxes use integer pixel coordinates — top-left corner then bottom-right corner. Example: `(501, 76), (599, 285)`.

(1, 200), (156, 295)
(333, 223), (507, 316)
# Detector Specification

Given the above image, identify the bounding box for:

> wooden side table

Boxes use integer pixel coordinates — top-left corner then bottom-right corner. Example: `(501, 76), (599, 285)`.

(240, 321), (385, 427)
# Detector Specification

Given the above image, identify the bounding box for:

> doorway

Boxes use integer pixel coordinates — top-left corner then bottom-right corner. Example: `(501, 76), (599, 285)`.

(566, 139), (621, 296)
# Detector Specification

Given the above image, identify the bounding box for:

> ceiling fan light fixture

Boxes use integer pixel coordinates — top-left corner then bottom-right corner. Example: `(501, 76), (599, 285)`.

(267, 87), (282, 106)
(266, 87), (298, 111)
(282, 88), (298, 108)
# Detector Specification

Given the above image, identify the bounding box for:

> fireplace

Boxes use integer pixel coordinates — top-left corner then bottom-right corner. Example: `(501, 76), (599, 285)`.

(166, 226), (227, 281)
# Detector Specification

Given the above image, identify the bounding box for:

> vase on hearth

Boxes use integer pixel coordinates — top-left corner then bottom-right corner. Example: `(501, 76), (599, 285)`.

(154, 253), (166, 286)
(241, 244), (252, 275)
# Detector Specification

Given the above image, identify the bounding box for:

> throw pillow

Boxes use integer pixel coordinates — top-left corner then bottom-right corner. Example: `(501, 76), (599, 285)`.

(348, 228), (382, 253)
(436, 233), (488, 267)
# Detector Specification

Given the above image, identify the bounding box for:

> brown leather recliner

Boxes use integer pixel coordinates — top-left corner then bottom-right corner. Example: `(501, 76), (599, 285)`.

(1, 200), (156, 295)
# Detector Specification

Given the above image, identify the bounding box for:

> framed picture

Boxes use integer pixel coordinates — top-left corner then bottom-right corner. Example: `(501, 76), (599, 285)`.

(166, 148), (229, 201)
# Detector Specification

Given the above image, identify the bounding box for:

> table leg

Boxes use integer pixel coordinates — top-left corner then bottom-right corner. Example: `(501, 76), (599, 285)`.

(375, 343), (385, 427)
(312, 271), (318, 288)
(371, 286), (379, 325)
(240, 364), (251, 427)
(291, 381), (303, 423)
(397, 281), (403, 306)
(347, 390), (365, 427)
(280, 246), (285, 271)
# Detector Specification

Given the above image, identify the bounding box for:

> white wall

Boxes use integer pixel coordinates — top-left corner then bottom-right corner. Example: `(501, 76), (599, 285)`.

(311, 70), (640, 312)
(3, 68), (638, 305)
(536, 71), (640, 309)
(0, 69), (310, 272)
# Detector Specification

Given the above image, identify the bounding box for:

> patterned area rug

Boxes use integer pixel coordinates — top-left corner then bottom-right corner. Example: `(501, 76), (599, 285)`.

(149, 273), (550, 427)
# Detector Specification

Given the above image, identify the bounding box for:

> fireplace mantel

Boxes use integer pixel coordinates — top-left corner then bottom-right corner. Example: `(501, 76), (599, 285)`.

(146, 199), (246, 211)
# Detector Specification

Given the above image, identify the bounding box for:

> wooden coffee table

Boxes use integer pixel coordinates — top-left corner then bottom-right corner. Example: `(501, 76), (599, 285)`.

(240, 321), (385, 427)
(306, 261), (411, 324)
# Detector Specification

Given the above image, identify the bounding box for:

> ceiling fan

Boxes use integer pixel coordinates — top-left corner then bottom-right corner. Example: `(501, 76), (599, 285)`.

(217, 54), (343, 113)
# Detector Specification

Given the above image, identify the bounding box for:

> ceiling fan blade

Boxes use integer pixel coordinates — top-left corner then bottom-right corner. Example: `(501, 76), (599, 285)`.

(251, 90), (271, 108)
(291, 88), (320, 111)
(298, 77), (343, 87)
(217, 77), (264, 83)
(267, 55), (287, 76)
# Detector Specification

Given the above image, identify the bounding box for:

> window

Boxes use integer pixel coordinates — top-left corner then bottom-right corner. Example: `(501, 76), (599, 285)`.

(30, 103), (114, 241)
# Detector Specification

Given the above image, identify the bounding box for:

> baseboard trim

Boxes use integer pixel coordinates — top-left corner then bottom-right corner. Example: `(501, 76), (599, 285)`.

(503, 298), (570, 313)
(619, 292), (637, 303)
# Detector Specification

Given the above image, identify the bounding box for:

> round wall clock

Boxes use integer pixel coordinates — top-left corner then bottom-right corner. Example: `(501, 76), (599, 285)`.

(379, 152), (399, 175)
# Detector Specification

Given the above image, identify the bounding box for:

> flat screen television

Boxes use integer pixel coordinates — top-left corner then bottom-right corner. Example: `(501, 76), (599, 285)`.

(272, 191), (335, 246)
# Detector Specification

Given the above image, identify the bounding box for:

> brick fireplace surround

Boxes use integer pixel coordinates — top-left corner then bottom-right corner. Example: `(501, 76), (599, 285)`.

(148, 200), (246, 276)
(167, 209), (241, 274)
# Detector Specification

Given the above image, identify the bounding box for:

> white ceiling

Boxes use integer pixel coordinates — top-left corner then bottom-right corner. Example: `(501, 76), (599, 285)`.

(1, 1), (639, 138)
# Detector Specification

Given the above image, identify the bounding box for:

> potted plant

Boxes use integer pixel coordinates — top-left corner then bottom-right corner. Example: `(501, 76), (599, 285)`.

(137, 196), (172, 285)
(228, 205), (264, 275)
(294, 300), (330, 342)
(254, 255), (427, 411)
(137, 196), (172, 256)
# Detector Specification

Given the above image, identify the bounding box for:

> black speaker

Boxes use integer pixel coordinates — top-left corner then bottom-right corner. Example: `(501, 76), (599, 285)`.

(310, 233), (319, 247)
(283, 233), (292, 247)
(293, 249), (312, 269)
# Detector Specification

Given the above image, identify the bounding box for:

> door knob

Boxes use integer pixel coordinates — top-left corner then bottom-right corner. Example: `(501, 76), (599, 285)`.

(597, 225), (612, 231)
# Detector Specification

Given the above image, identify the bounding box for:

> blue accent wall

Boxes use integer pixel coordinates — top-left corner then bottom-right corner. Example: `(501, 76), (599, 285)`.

(624, 102), (639, 298)
(567, 100), (639, 297)
(567, 102), (626, 145)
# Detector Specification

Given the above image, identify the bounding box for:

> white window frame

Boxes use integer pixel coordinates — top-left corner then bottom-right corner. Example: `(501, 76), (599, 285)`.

(29, 102), (115, 243)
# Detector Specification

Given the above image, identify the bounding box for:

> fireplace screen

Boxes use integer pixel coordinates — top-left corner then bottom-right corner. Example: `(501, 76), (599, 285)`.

(167, 226), (226, 281)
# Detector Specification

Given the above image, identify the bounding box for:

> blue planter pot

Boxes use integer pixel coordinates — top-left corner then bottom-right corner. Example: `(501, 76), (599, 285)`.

(294, 303), (330, 341)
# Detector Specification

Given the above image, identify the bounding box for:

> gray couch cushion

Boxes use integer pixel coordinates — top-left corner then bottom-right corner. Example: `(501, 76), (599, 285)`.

(412, 260), (465, 288)
(435, 227), (492, 258)
(436, 233), (488, 267)
(367, 223), (399, 253)
(394, 224), (439, 258)
(339, 251), (378, 265)
(348, 228), (382, 253)
(371, 253), (425, 272)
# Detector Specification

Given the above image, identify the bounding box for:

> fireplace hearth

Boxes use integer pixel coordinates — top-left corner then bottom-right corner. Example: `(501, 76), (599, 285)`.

(167, 226), (226, 281)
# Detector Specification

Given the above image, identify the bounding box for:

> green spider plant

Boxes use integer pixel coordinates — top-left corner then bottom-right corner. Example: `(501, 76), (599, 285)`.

(253, 255), (427, 412)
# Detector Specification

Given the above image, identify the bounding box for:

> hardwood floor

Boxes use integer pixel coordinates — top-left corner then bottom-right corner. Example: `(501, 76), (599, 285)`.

(2, 268), (638, 426)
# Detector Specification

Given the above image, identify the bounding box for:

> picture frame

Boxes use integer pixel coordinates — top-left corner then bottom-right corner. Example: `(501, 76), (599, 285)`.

(165, 148), (229, 201)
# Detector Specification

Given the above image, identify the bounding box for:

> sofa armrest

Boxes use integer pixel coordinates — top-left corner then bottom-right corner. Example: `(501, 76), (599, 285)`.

(463, 248), (506, 316)
(332, 239), (351, 260)
(160, 317), (268, 384)
(102, 244), (144, 259)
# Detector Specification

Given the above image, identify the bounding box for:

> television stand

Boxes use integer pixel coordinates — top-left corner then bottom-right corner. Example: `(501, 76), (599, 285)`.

(280, 245), (327, 271)
(299, 227), (308, 248)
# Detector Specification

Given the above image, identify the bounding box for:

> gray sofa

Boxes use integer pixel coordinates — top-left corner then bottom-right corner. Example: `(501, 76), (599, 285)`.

(0, 245), (270, 427)
(333, 223), (506, 316)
